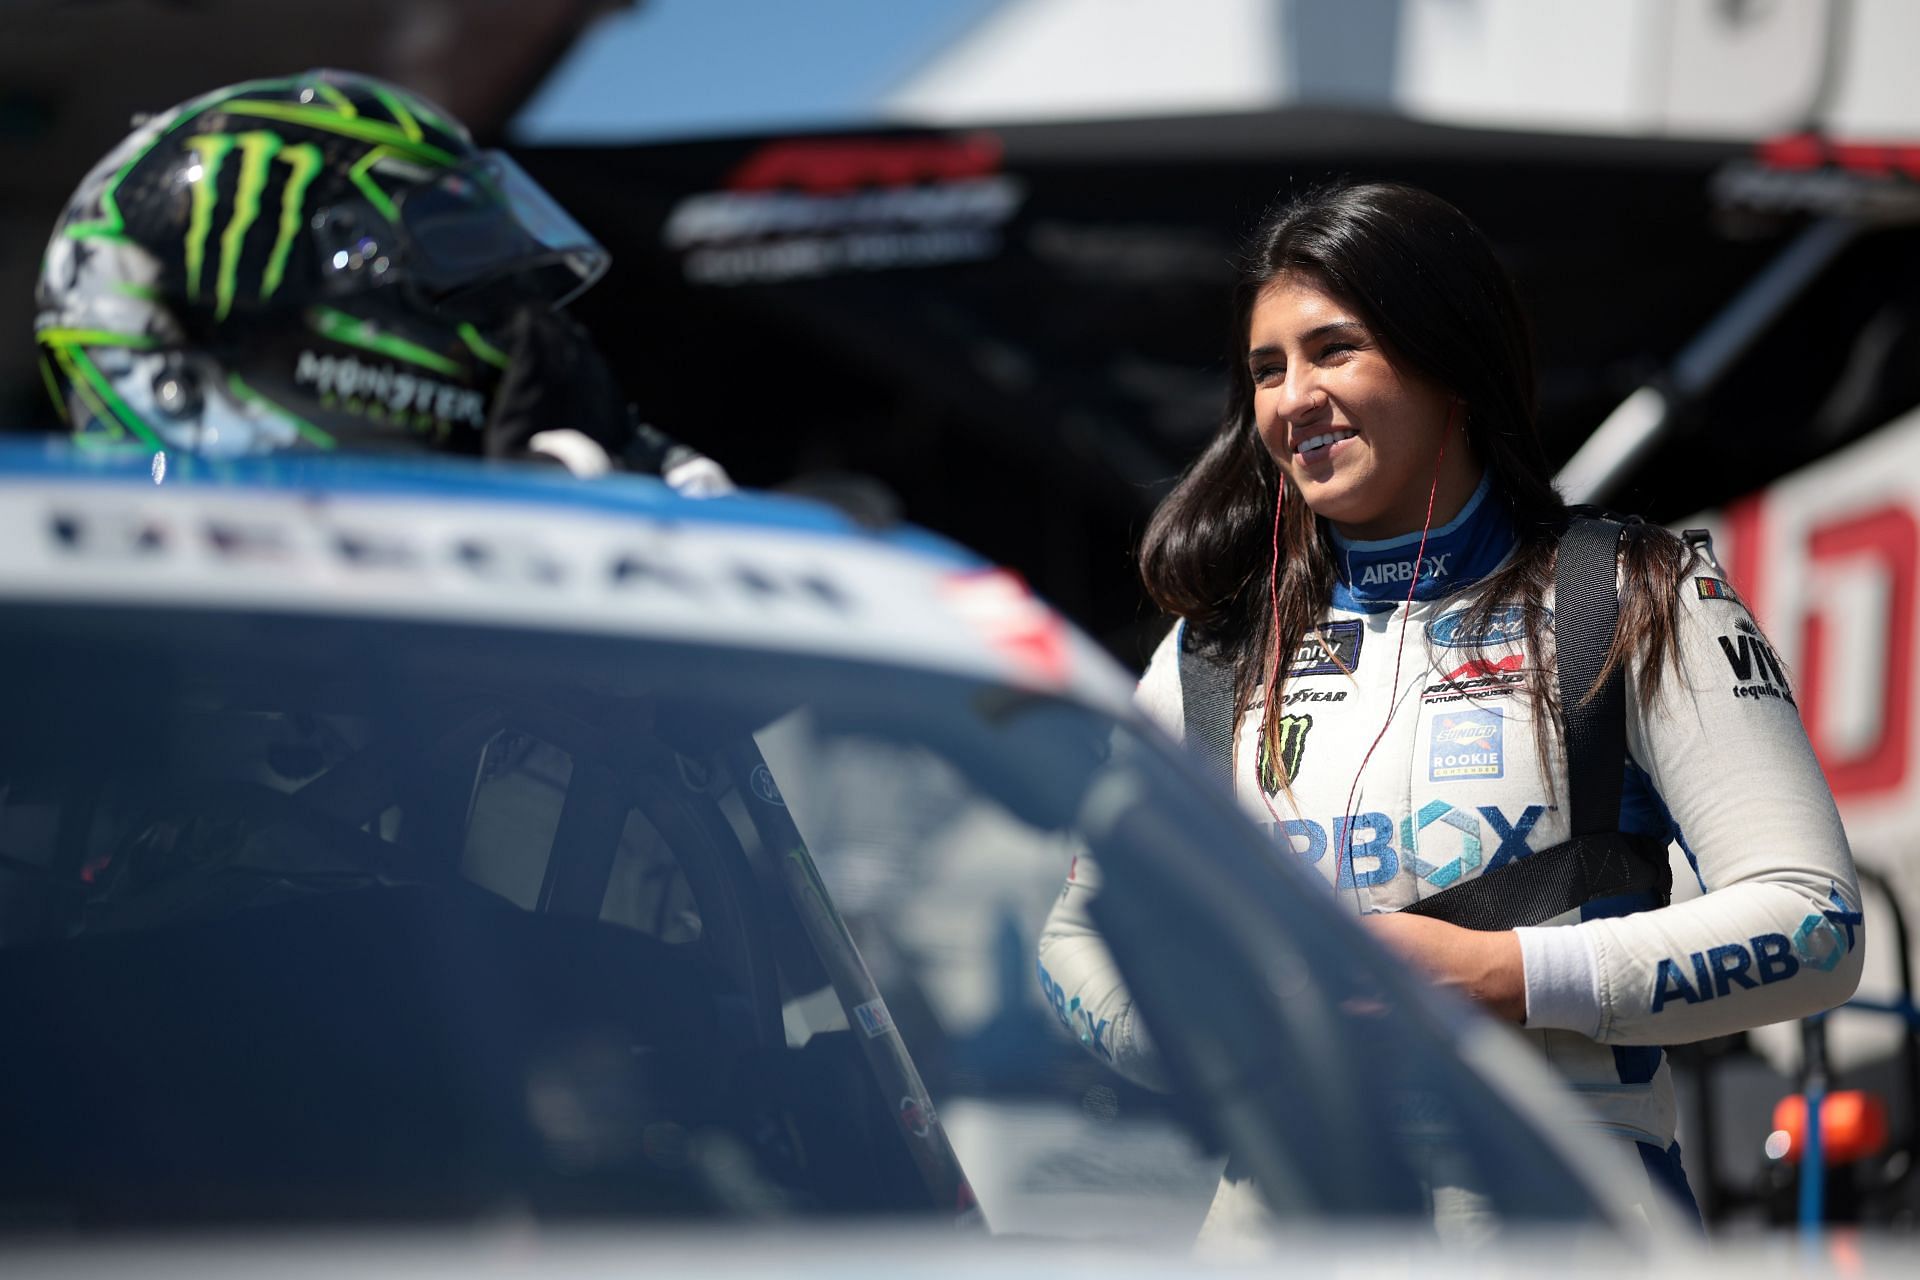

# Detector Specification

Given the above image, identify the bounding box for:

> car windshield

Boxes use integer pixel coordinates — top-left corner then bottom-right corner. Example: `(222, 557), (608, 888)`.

(0, 602), (1607, 1237)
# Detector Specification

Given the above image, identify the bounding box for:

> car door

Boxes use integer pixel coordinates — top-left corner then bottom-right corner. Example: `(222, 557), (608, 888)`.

(1079, 738), (1657, 1238)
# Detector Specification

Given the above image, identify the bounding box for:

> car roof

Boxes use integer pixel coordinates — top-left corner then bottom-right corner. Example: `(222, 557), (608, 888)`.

(0, 442), (1137, 717)
(0, 442), (953, 547)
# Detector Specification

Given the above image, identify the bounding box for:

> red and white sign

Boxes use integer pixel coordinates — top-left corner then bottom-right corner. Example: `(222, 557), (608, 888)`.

(1694, 403), (1920, 834)
(1689, 401), (1920, 1059)
(1689, 400), (1920, 1063)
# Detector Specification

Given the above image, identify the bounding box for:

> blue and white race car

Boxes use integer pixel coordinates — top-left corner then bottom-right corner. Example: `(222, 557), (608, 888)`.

(0, 444), (1653, 1246)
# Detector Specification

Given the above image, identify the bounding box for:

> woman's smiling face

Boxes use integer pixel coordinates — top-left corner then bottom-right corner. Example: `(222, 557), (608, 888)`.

(1248, 273), (1480, 541)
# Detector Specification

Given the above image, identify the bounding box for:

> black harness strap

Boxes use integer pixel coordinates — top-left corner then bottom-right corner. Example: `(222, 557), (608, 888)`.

(1401, 512), (1671, 928)
(1178, 622), (1239, 787)
(1557, 512), (1631, 839)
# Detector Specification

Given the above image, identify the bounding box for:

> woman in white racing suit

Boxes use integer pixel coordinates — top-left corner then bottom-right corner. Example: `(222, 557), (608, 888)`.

(1039, 181), (1862, 1234)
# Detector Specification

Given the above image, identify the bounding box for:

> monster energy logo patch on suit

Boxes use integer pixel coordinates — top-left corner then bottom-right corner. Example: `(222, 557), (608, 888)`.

(1257, 714), (1312, 794)
(183, 131), (325, 320)
(1289, 620), (1362, 676)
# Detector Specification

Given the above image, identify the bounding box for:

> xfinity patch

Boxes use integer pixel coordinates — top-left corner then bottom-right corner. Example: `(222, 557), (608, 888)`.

(1430, 708), (1504, 780)
(1289, 619), (1363, 676)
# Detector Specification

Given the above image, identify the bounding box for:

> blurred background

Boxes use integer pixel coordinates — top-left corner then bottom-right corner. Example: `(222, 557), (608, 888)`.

(8, 0), (1920, 1233)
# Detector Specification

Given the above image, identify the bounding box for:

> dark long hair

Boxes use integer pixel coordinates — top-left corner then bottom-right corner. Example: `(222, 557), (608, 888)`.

(1139, 180), (1692, 789)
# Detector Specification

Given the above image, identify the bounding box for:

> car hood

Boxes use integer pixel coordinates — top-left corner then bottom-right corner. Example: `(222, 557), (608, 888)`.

(0, 1221), (1883, 1279)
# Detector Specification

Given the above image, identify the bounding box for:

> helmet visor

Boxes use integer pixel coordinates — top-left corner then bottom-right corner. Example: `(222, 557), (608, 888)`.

(394, 152), (610, 310)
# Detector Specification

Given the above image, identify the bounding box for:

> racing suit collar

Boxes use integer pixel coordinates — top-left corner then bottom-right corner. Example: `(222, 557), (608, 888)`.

(1328, 472), (1515, 611)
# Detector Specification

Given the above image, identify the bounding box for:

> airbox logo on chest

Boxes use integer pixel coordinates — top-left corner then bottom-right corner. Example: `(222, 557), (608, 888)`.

(1430, 708), (1504, 780)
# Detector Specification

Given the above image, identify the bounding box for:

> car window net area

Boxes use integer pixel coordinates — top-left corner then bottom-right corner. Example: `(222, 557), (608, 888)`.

(0, 606), (953, 1229)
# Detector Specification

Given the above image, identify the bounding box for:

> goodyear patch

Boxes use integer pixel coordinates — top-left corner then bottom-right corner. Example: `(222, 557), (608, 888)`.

(1430, 707), (1504, 780)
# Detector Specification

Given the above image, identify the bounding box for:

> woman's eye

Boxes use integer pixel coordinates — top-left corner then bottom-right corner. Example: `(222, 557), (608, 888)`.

(1320, 343), (1355, 360)
(1251, 364), (1284, 384)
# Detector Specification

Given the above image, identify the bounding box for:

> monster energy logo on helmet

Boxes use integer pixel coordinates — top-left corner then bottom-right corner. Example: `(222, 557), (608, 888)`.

(181, 131), (325, 320)
(55, 72), (468, 315)
(33, 71), (614, 456)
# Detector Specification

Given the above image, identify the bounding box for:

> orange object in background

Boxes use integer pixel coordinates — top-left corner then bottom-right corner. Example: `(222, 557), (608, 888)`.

(1770, 1091), (1891, 1165)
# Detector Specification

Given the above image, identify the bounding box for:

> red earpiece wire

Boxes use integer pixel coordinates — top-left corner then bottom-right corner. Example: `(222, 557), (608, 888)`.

(1337, 411), (1456, 909)
(1254, 406), (1461, 898)
(1257, 478), (1288, 825)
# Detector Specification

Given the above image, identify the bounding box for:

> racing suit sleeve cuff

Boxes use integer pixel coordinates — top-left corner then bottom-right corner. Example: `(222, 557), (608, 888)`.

(1516, 925), (1603, 1038)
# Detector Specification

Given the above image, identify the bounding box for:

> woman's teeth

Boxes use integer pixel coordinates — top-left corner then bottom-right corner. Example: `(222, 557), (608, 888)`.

(1297, 429), (1357, 456)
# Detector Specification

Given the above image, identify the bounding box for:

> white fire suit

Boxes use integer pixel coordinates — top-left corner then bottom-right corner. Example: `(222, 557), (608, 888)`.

(1038, 477), (1863, 1231)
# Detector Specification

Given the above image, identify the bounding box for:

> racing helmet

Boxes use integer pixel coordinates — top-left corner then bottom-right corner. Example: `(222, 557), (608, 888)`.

(34, 69), (610, 457)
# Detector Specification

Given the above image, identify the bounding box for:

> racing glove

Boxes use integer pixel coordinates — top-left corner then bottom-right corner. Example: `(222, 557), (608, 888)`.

(484, 306), (733, 494)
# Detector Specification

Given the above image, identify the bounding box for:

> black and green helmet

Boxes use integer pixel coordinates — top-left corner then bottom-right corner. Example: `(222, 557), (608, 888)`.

(35, 69), (610, 457)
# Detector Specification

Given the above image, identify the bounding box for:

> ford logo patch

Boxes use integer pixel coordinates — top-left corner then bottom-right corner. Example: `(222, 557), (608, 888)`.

(1426, 604), (1542, 649)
